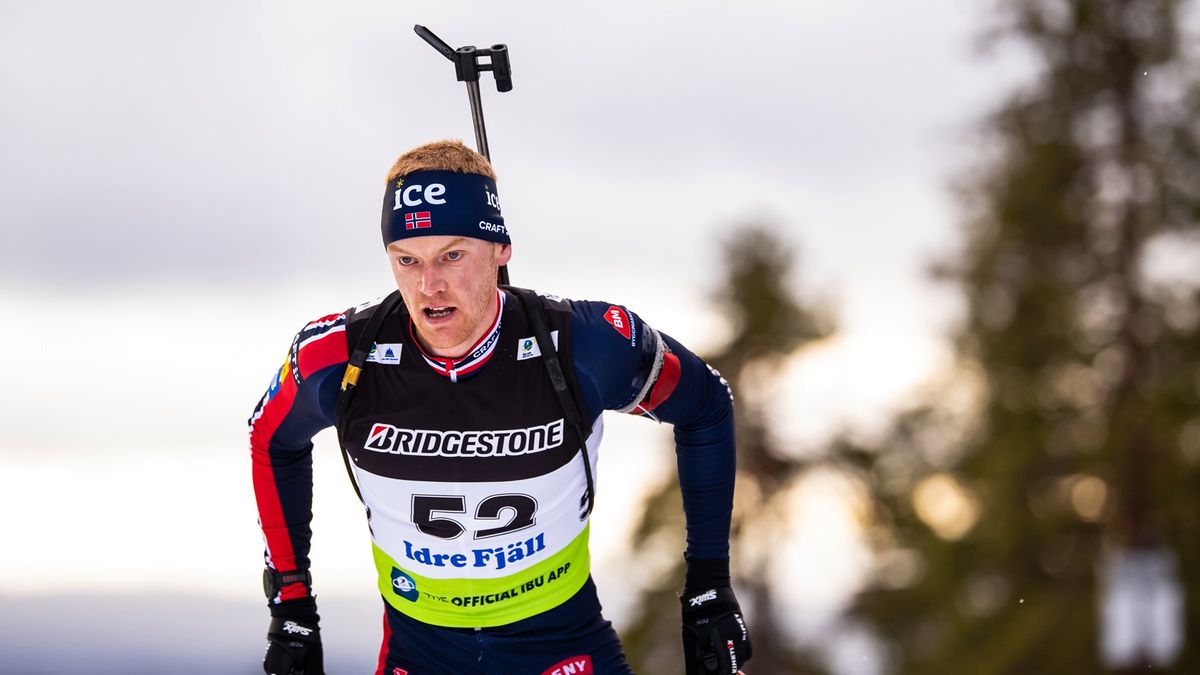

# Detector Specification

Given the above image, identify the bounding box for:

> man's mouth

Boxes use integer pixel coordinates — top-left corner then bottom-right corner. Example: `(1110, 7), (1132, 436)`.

(423, 306), (456, 321)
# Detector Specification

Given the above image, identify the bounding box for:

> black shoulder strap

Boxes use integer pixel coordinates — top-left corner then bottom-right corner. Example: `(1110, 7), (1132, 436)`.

(336, 291), (403, 418)
(505, 286), (597, 518)
(334, 290), (403, 505)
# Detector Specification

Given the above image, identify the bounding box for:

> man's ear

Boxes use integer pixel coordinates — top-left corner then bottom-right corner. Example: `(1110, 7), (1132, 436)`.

(496, 243), (513, 266)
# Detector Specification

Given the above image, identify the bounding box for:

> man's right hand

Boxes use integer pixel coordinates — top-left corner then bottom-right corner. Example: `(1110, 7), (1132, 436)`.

(264, 599), (324, 675)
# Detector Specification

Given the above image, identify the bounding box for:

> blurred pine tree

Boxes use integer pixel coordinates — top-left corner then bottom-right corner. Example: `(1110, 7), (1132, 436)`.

(621, 224), (834, 673)
(845, 1), (1200, 672)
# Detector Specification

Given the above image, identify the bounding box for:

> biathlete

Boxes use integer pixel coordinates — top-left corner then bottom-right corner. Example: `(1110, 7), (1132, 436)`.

(249, 139), (752, 674)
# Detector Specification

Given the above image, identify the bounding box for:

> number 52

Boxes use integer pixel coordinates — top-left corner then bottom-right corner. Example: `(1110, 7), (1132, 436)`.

(411, 493), (538, 540)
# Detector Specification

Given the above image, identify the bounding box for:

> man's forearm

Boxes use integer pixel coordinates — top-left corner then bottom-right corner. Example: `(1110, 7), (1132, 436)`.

(654, 332), (737, 561)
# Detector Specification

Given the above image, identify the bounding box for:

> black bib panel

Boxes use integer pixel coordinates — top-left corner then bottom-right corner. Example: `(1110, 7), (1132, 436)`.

(336, 290), (585, 484)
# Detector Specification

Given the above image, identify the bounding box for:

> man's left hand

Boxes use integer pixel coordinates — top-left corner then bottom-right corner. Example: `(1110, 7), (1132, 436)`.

(680, 586), (752, 674)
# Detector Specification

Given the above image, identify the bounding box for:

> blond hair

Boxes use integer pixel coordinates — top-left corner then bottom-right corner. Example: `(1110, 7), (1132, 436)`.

(386, 139), (496, 183)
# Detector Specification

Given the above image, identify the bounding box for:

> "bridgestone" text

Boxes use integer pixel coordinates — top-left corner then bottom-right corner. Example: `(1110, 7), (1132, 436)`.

(364, 419), (565, 457)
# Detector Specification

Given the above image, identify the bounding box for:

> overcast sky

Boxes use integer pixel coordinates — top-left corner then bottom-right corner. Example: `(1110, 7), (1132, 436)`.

(2, 0), (1027, 290)
(1, 0), (1037, 453)
(1, 1), (1051, 671)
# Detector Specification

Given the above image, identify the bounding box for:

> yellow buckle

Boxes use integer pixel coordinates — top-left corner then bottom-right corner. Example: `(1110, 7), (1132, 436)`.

(341, 364), (362, 391)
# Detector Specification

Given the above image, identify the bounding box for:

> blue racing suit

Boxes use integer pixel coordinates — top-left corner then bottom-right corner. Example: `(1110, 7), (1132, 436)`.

(249, 288), (736, 674)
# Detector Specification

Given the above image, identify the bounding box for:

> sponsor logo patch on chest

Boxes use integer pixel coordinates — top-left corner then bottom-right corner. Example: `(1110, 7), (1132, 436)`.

(517, 330), (559, 361)
(366, 343), (403, 365)
(365, 419), (566, 457)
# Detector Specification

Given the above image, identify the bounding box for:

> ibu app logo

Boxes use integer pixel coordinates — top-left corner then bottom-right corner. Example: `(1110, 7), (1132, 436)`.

(517, 337), (540, 361)
(391, 567), (419, 602)
(517, 331), (558, 361)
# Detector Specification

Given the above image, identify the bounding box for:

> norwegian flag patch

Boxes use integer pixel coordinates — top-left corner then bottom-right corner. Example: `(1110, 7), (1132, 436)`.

(404, 211), (432, 230)
(604, 306), (632, 340)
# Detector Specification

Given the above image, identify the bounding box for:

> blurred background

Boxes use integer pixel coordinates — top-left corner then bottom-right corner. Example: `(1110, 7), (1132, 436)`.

(2, 1), (1198, 673)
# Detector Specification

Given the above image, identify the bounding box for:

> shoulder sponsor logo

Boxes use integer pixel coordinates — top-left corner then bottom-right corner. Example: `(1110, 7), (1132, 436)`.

(367, 343), (402, 365)
(365, 419), (565, 457)
(516, 330), (559, 361)
(604, 306), (632, 341)
(541, 655), (594, 675)
(390, 567), (419, 602)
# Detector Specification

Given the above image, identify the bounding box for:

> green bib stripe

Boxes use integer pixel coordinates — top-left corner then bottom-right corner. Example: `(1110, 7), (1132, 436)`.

(374, 526), (592, 627)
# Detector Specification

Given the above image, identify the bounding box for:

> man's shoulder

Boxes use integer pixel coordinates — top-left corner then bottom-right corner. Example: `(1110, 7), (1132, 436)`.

(505, 287), (636, 330)
(503, 286), (571, 310)
(533, 291), (656, 361)
(566, 297), (647, 347)
(296, 310), (347, 340)
(343, 292), (398, 322)
(288, 296), (379, 379)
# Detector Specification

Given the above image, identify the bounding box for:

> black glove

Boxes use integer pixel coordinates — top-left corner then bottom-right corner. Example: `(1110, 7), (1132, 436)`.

(680, 560), (751, 674)
(264, 597), (324, 675)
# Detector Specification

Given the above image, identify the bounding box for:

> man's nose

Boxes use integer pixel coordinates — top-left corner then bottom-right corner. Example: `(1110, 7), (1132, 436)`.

(419, 265), (448, 295)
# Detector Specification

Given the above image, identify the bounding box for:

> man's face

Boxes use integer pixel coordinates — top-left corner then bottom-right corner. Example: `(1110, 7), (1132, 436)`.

(387, 236), (513, 356)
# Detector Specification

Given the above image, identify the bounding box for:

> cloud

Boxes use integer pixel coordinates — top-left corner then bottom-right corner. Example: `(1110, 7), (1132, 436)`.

(1, 1), (1013, 290)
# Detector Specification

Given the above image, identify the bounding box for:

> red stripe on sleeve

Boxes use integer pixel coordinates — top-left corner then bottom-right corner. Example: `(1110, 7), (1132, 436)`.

(250, 370), (302, 576)
(297, 328), (349, 377)
(643, 352), (682, 411)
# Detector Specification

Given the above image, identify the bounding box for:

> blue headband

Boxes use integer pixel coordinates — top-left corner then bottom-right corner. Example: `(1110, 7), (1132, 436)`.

(381, 170), (509, 246)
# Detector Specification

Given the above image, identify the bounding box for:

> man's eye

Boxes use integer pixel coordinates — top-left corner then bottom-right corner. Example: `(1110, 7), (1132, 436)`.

(397, 256), (416, 266)
(445, 251), (463, 262)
